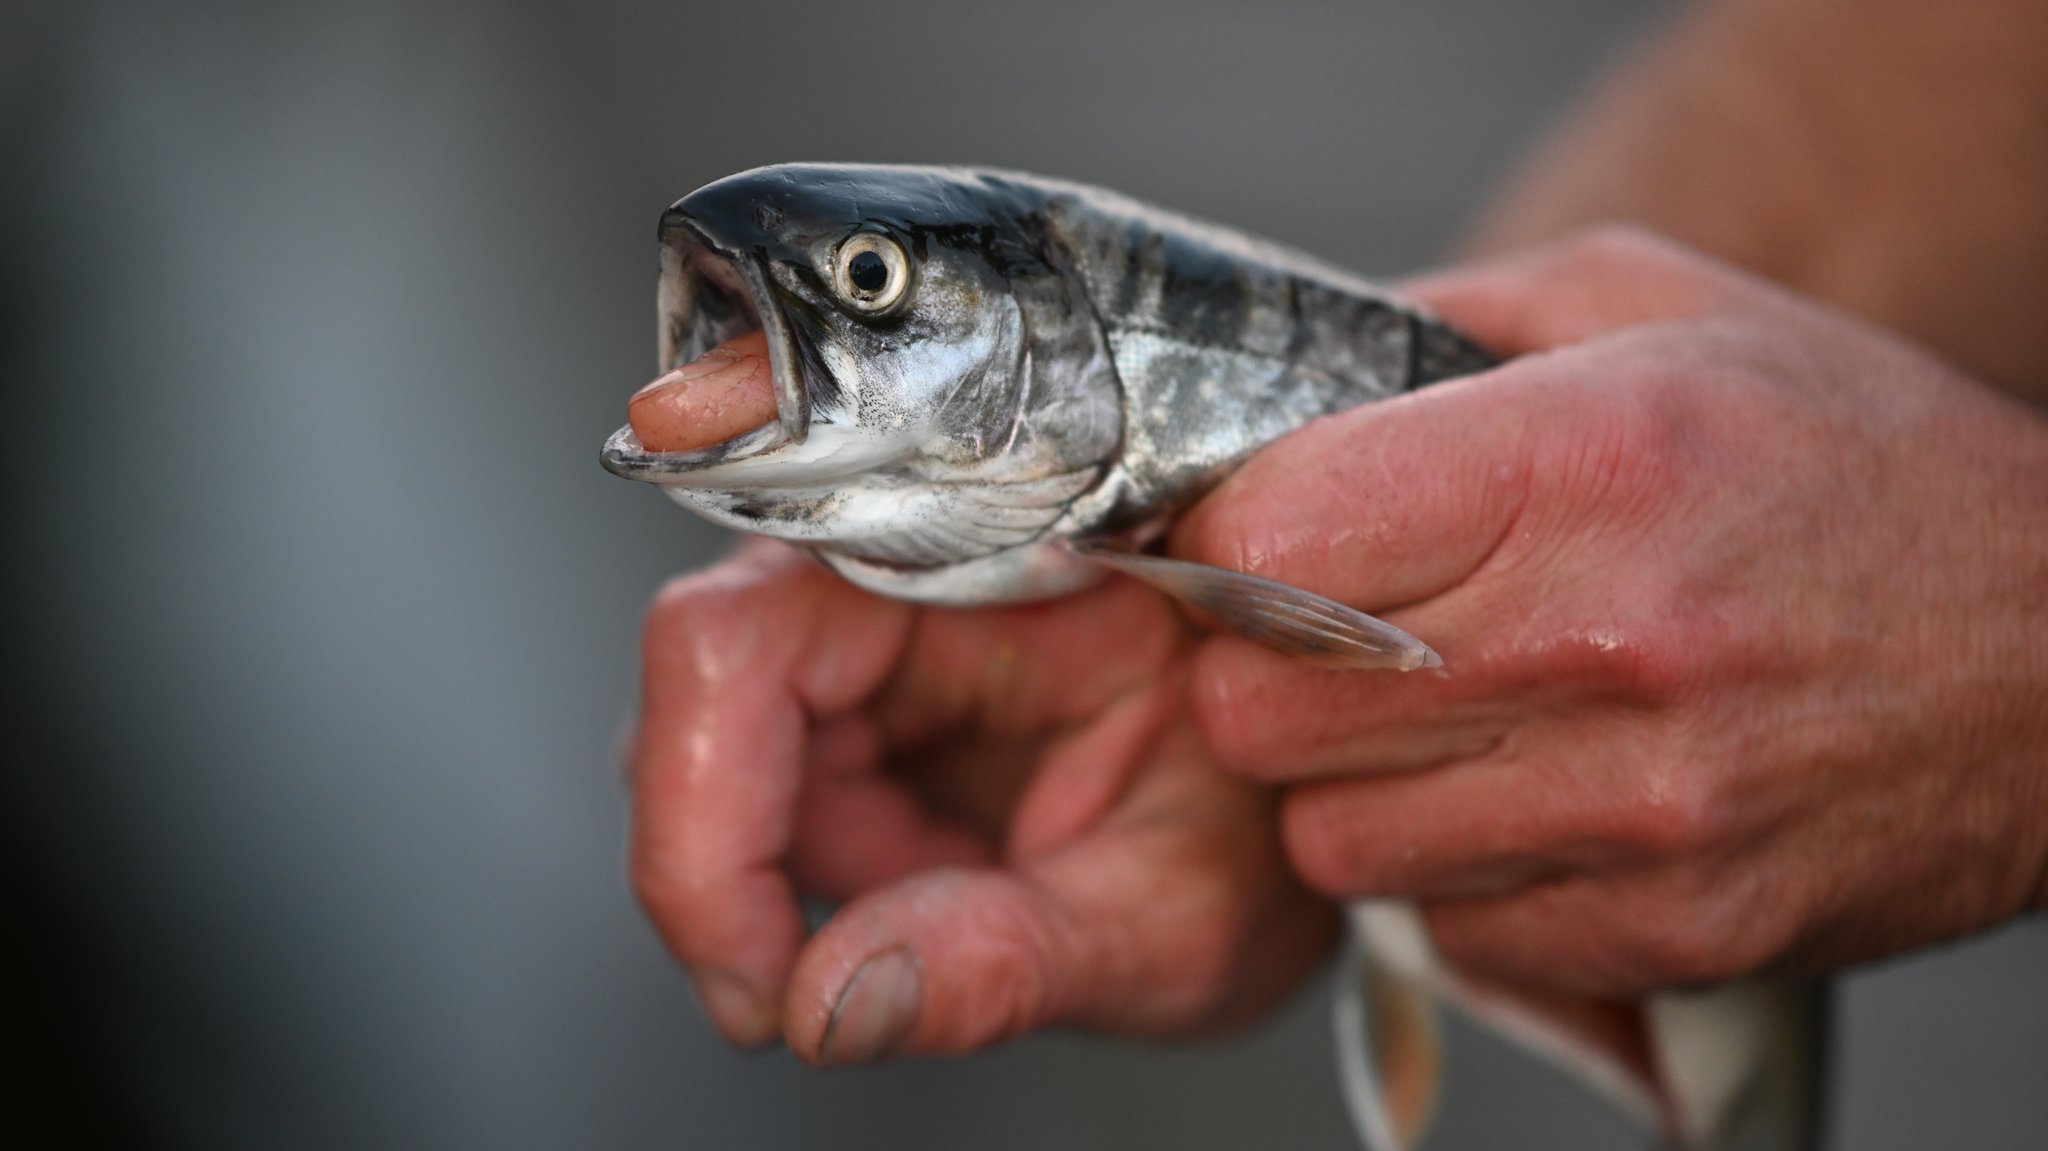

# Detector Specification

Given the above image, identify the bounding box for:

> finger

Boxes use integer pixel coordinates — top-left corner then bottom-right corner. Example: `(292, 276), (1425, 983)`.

(782, 868), (1099, 1064)
(1169, 357), (1613, 763)
(1189, 591), (1666, 784)
(875, 576), (1192, 748)
(851, 578), (1194, 841)
(1275, 722), (1675, 902)
(629, 543), (912, 1044)
(1401, 225), (1768, 356)
(1422, 876), (1738, 1000)
(1166, 385), (1529, 779)
(1176, 231), (1764, 613)
(1174, 230), (1763, 639)
(1169, 372), (1538, 617)
(782, 727), (1337, 1063)
(788, 685), (1179, 894)
(1176, 330), (1704, 780)
(1190, 634), (1504, 782)
(787, 714), (996, 899)
(1176, 235), (1734, 616)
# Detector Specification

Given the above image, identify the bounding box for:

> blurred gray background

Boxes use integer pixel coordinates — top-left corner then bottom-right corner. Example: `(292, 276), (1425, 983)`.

(5, 1), (2043, 1148)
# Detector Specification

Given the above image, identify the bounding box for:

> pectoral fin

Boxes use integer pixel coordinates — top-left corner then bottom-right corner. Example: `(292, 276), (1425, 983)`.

(1068, 541), (1441, 672)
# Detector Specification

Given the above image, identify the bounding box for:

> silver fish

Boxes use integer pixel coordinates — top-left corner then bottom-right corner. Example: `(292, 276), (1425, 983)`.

(600, 163), (1499, 669)
(600, 164), (1826, 1150)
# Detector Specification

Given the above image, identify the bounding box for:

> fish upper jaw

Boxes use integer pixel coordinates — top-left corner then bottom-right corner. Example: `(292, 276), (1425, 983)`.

(599, 419), (788, 482)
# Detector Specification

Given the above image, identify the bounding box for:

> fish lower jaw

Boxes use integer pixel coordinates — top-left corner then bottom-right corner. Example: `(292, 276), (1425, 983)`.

(598, 421), (790, 482)
(603, 421), (923, 490)
(819, 543), (1102, 606)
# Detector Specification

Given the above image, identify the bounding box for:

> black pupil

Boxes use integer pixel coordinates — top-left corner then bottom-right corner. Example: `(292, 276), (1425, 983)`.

(848, 250), (889, 295)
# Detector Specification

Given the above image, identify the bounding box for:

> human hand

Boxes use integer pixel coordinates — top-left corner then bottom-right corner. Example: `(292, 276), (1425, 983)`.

(628, 543), (1336, 1063)
(1174, 228), (2048, 1000)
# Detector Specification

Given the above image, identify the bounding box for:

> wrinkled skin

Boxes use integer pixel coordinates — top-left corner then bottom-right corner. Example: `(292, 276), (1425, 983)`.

(629, 230), (2048, 1060)
(1176, 230), (2048, 997)
(630, 542), (1336, 1059)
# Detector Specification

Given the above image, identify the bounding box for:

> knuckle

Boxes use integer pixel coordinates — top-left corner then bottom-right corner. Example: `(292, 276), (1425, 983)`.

(642, 563), (791, 680)
(1549, 225), (1752, 320)
(647, 543), (805, 625)
(644, 569), (752, 650)
(1618, 908), (1733, 986)
(1189, 648), (1288, 780)
(974, 924), (1058, 1045)
(627, 844), (694, 935)
(1606, 875), (1776, 987)
(1555, 372), (1695, 509)
(1180, 485), (1276, 577)
(1661, 864), (1790, 976)
(1424, 897), (1597, 993)
(647, 558), (778, 630)
(644, 573), (714, 640)
(1131, 895), (1257, 1028)
(924, 884), (1085, 1047)
(628, 854), (667, 919)
(1181, 429), (1352, 584)
(1280, 792), (1379, 896)
(1559, 224), (1689, 279)
(1615, 762), (1731, 860)
(1619, 371), (1697, 462)
(1425, 909), (1529, 984)
(1620, 627), (1696, 707)
(1524, 602), (1696, 710)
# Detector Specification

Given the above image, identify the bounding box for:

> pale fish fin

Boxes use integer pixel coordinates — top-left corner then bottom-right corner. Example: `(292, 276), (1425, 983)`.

(1440, 977), (1826, 1150)
(1335, 902), (1828, 1151)
(827, 466), (1103, 566)
(1068, 541), (1441, 671)
(1336, 903), (1447, 1151)
(1648, 982), (1830, 1151)
(834, 520), (1042, 566)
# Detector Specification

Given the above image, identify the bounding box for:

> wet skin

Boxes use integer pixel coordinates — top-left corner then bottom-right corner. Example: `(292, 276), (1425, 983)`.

(628, 230), (2048, 1060)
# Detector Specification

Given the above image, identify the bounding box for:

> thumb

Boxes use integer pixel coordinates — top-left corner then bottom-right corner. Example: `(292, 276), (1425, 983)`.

(1170, 372), (1536, 615)
(783, 868), (1103, 1065)
(1404, 225), (1762, 356)
(783, 730), (1335, 1063)
(1173, 225), (1765, 615)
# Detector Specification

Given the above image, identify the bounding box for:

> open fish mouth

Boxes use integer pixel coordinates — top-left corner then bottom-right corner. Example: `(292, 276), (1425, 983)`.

(599, 217), (808, 483)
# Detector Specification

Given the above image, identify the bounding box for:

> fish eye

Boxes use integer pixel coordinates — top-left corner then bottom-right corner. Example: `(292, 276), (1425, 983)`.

(833, 233), (911, 315)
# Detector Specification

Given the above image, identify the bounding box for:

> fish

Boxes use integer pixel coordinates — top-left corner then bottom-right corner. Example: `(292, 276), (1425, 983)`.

(599, 163), (1827, 1151)
(598, 163), (1500, 670)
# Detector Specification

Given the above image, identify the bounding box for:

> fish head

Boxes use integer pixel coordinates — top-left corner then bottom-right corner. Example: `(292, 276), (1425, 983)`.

(602, 163), (1104, 492)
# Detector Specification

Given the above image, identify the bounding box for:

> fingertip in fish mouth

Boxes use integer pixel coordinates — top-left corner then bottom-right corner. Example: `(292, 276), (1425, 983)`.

(628, 328), (778, 453)
(603, 217), (824, 483)
(656, 216), (814, 445)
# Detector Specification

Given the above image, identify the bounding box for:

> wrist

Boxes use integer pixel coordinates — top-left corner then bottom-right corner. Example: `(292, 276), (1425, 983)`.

(1462, 2), (1853, 280)
(1964, 392), (2048, 917)
(1467, 0), (2048, 399)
